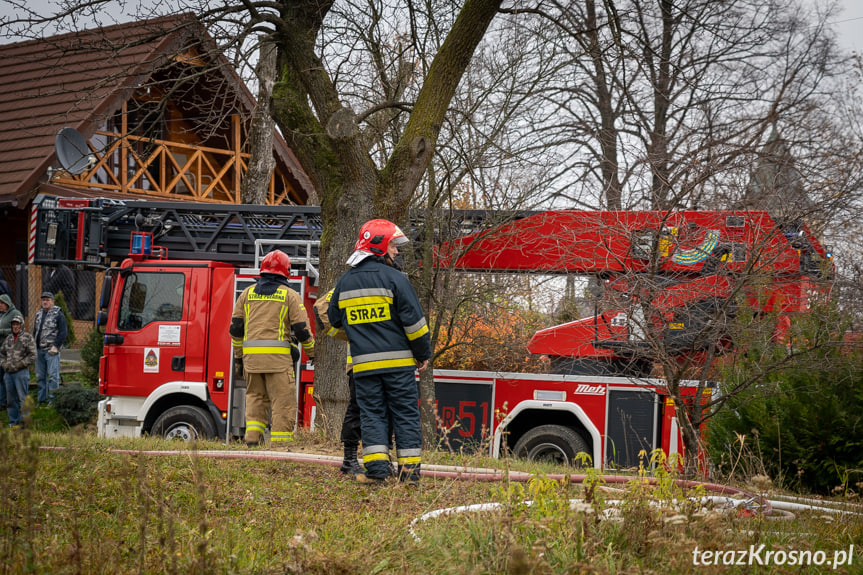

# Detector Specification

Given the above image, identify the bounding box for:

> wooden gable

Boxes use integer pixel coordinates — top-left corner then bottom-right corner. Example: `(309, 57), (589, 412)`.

(0, 13), (314, 208)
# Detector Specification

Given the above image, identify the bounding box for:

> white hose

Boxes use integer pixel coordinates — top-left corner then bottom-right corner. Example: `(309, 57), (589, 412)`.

(768, 493), (863, 511)
(766, 499), (862, 515)
(408, 494), (860, 542)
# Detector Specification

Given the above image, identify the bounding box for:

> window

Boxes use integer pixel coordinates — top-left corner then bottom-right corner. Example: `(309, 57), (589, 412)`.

(117, 272), (185, 331)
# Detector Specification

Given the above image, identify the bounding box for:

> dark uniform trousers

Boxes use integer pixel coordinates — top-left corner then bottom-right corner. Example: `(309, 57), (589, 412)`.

(355, 368), (421, 481)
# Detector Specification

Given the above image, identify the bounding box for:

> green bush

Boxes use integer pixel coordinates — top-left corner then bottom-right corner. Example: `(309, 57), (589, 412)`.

(79, 327), (104, 385)
(53, 383), (101, 426)
(709, 347), (863, 494)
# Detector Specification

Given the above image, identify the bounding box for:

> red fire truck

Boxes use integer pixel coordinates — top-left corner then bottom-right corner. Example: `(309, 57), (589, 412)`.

(31, 196), (832, 469)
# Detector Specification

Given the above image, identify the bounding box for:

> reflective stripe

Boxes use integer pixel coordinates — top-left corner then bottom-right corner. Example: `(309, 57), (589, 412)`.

(270, 431), (294, 442)
(278, 305), (288, 340)
(352, 350), (415, 373)
(398, 456), (421, 466)
(353, 350), (414, 363)
(243, 339), (292, 354)
(339, 287), (394, 301)
(244, 340), (292, 347)
(326, 327), (343, 338)
(244, 303), (250, 337)
(397, 448), (422, 457)
(406, 323), (429, 341)
(231, 338), (243, 348)
(353, 358), (415, 374)
(301, 340), (314, 350)
(338, 288), (393, 309)
(246, 420), (267, 433)
(243, 347), (292, 355)
(363, 452), (391, 463)
(362, 444), (390, 455)
(404, 318), (427, 335)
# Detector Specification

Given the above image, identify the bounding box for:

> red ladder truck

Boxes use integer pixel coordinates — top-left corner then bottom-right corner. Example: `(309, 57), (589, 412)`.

(31, 196), (832, 469)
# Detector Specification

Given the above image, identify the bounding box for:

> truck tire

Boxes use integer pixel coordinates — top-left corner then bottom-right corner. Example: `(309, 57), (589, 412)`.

(152, 406), (216, 441)
(513, 424), (590, 466)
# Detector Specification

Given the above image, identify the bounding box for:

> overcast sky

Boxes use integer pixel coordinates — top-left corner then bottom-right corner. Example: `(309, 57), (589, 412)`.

(831, 0), (863, 53)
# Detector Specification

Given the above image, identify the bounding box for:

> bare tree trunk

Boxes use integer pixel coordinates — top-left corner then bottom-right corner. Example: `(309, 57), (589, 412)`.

(241, 38), (277, 205)
(271, 0), (503, 438)
(585, 0), (623, 210)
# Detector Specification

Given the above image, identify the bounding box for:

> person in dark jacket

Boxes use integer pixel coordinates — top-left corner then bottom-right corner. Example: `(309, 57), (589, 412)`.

(0, 314), (36, 427)
(327, 219), (431, 485)
(33, 291), (67, 404)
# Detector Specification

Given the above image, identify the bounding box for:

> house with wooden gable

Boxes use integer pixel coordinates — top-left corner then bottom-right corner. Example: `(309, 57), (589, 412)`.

(0, 14), (314, 329)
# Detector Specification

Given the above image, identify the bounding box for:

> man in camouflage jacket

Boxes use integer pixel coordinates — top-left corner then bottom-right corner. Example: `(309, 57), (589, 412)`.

(0, 314), (36, 427)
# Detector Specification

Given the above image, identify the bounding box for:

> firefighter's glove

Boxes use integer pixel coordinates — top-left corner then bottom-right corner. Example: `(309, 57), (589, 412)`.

(290, 342), (300, 364)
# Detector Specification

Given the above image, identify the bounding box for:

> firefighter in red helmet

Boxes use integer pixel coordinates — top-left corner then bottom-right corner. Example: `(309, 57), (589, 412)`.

(230, 249), (315, 447)
(327, 219), (432, 484)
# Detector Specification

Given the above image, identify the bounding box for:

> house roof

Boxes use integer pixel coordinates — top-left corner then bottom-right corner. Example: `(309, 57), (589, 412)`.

(0, 13), (314, 207)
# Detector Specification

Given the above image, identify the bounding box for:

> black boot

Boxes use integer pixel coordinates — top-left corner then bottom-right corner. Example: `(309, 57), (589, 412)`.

(340, 443), (363, 475)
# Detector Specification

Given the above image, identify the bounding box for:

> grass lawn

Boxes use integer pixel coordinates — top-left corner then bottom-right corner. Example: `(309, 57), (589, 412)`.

(0, 384), (860, 573)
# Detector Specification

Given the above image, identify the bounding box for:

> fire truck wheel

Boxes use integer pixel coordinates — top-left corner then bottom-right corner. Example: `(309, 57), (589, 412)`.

(152, 406), (217, 441)
(513, 424), (590, 467)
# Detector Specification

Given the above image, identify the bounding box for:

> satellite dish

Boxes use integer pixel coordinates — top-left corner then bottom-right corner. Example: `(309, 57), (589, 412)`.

(55, 127), (96, 175)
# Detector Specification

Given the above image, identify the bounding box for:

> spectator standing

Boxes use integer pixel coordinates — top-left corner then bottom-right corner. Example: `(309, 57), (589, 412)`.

(0, 294), (20, 409)
(327, 219), (432, 485)
(33, 291), (67, 404)
(0, 314), (36, 427)
(229, 250), (315, 447)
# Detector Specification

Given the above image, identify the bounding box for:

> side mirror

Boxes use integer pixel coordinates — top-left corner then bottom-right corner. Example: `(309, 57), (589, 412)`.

(99, 275), (113, 308)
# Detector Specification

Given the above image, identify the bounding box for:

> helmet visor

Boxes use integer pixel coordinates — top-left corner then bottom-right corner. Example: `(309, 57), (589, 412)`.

(391, 225), (409, 246)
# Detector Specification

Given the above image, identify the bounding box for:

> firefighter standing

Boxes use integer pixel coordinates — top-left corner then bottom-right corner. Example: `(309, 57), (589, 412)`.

(230, 250), (314, 447)
(327, 219), (431, 485)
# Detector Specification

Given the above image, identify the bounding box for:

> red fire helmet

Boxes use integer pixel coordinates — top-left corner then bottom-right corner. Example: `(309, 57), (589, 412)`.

(260, 250), (291, 277)
(354, 219), (409, 256)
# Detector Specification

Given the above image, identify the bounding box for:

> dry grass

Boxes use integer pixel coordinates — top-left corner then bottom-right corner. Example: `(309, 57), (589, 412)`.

(0, 427), (860, 574)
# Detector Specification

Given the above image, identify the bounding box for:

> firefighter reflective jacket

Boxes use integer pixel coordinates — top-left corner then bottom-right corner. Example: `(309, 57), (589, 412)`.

(327, 258), (431, 376)
(231, 281), (314, 373)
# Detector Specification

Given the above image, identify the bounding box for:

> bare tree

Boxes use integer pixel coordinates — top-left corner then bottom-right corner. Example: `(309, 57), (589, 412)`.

(510, 0), (846, 212)
(240, 37), (277, 205)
